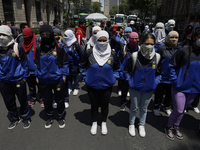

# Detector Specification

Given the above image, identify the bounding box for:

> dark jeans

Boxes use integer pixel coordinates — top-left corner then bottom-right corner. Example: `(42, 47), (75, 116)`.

(154, 83), (172, 109)
(27, 74), (42, 102)
(0, 80), (31, 122)
(64, 78), (69, 103)
(87, 86), (112, 122)
(121, 79), (129, 105)
(39, 80), (66, 120)
(68, 65), (79, 89)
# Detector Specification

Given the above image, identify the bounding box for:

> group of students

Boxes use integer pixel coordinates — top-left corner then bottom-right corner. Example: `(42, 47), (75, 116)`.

(0, 19), (200, 141)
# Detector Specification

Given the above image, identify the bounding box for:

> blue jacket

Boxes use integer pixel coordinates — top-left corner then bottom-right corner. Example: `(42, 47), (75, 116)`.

(157, 43), (181, 84)
(62, 41), (84, 67)
(0, 44), (29, 82)
(79, 48), (120, 89)
(35, 42), (69, 84)
(26, 47), (37, 75)
(154, 42), (164, 52)
(124, 51), (162, 92)
(168, 45), (200, 93)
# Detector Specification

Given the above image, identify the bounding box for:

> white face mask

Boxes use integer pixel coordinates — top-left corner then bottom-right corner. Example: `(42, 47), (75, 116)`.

(0, 35), (11, 47)
(96, 41), (108, 51)
(168, 25), (174, 31)
(93, 34), (98, 41)
(196, 38), (200, 47)
(124, 33), (130, 42)
(141, 44), (155, 60)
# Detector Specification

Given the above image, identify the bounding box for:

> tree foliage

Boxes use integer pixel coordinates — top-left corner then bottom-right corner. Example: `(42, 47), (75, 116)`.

(109, 0), (130, 15)
(91, 2), (102, 13)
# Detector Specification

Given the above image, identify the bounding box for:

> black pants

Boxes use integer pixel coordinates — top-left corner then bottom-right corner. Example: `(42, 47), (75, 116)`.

(64, 78), (69, 103)
(191, 94), (200, 107)
(118, 79), (122, 91)
(154, 83), (172, 109)
(39, 80), (66, 120)
(87, 86), (112, 122)
(121, 79), (129, 105)
(27, 74), (42, 102)
(0, 80), (31, 122)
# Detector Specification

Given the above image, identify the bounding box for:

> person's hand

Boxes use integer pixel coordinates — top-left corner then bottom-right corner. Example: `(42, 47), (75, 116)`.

(36, 78), (39, 84)
(63, 77), (66, 83)
(58, 36), (62, 43)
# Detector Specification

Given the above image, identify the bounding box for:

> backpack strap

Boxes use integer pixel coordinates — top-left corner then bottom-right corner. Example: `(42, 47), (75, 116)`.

(155, 53), (161, 66)
(130, 52), (138, 76)
(13, 42), (20, 60)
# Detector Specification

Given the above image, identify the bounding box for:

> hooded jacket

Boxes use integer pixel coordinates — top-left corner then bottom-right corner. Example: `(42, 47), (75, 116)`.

(168, 45), (200, 93)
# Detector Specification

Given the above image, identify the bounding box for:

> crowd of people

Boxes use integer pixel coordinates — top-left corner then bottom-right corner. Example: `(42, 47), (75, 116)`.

(0, 18), (200, 141)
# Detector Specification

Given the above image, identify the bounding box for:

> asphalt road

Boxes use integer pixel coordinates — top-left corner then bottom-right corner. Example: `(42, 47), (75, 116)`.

(0, 81), (200, 150)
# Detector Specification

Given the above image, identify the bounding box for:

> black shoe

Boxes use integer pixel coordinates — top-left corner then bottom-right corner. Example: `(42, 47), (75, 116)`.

(23, 120), (31, 129)
(8, 119), (21, 130)
(58, 119), (65, 129)
(119, 104), (126, 111)
(45, 119), (53, 129)
(164, 127), (174, 141)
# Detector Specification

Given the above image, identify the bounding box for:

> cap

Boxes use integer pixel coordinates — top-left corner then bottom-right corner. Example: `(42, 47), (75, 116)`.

(130, 21), (135, 25)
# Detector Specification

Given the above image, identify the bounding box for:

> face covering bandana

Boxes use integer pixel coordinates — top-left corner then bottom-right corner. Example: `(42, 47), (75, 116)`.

(0, 35), (14, 48)
(168, 26), (174, 32)
(124, 33), (130, 42)
(168, 37), (178, 46)
(96, 41), (109, 51)
(196, 38), (200, 47)
(140, 44), (155, 60)
(81, 25), (87, 32)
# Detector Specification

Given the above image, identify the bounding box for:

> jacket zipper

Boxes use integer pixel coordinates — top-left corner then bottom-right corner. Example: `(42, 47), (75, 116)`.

(100, 67), (102, 89)
(143, 68), (146, 92)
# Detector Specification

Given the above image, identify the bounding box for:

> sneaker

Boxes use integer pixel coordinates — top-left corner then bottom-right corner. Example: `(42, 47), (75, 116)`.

(139, 125), (146, 137)
(164, 127), (174, 140)
(53, 102), (57, 109)
(118, 90), (122, 96)
(119, 104), (126, 111)
(90, 122), (97, 135)
(45, 119), (53, 129)
(127, 92), (130, 97)
(58, 119), (65, 129)
(165, 109), (172, 116)
(68, 89), (72, 95)
(193, 107), (200, 113)
(23, 120), (31, 129)
(173, 125), (183, 140)
(184, 110), (187, 113)
(29, 101), (36, 107)
(8, 119), (21, 130)
(65, 102), (69, 109)
(153, 109), (161, 116)
(101, 122), (108, 135)
(73, 89), (79, 96)
(129, 125), (135, 136)
(40, 101), (44, 108)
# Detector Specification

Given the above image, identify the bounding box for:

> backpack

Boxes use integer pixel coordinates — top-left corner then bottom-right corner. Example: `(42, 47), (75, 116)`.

(13, 42), (21, 60)
(130, 52), (160, 76)
(75, 30), (87, 50)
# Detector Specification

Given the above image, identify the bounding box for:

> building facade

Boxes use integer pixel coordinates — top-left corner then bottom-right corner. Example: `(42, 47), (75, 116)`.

(0, 0), (65, 28)
(109, 0), (117, 9)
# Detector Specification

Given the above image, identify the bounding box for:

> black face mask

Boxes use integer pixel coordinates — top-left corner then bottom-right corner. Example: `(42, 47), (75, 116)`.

(40, 25), (55, 45)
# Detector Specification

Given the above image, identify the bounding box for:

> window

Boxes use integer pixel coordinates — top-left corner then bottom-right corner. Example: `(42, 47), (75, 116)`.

(35, 1), (41, 21)
(2, 0), (14, 21)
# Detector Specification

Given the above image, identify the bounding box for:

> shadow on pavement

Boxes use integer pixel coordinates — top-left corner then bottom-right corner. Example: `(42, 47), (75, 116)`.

(39, 109), (59, 121)
(108, 111), (129, 128)
(109, 95), (121, 107)
(79, 93), (90, 104)
(74, 109), (91, 126)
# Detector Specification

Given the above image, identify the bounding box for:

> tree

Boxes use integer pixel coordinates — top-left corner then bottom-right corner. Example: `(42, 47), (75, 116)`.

(109, 5), (118, 16)
(109, 0), (131, 15)
(91, 2), (102, 13)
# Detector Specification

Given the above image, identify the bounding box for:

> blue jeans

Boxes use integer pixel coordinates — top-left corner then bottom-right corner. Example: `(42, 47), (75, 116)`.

(68, 65), (79, 89)
(129, 89), (153, 125)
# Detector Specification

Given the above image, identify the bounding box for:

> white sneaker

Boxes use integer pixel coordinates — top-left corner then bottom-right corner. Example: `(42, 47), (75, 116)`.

(65, 102), (69, 109)
(153, 109), (161, 116)
(193, 107), (200, 113)
(118, 90), (121, 96)
(165, 109), (172, 116)
(68, 89), (72, 95)
(139, 125), (146, 137)
(129, 125), (135, 136)
(73, 89), (79, 96)
(90, 122), (97, 135)
(53, 102), (57, 109)
(101, 122), (108, 135)
(127, 92), (130, 97)
(184, 110), (187, 113)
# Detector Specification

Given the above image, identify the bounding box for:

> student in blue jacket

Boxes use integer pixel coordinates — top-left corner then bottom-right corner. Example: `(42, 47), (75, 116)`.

(80, 31), (120, 135)
(63, 29), (84, 96)
(22, 28), (43, 108)
(0, 25), (31, 129)
(153, 31), (180, 116)
(35, 25), (69, 129)
(123, 33), (162, 137)
(164, 27), (200, 141)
